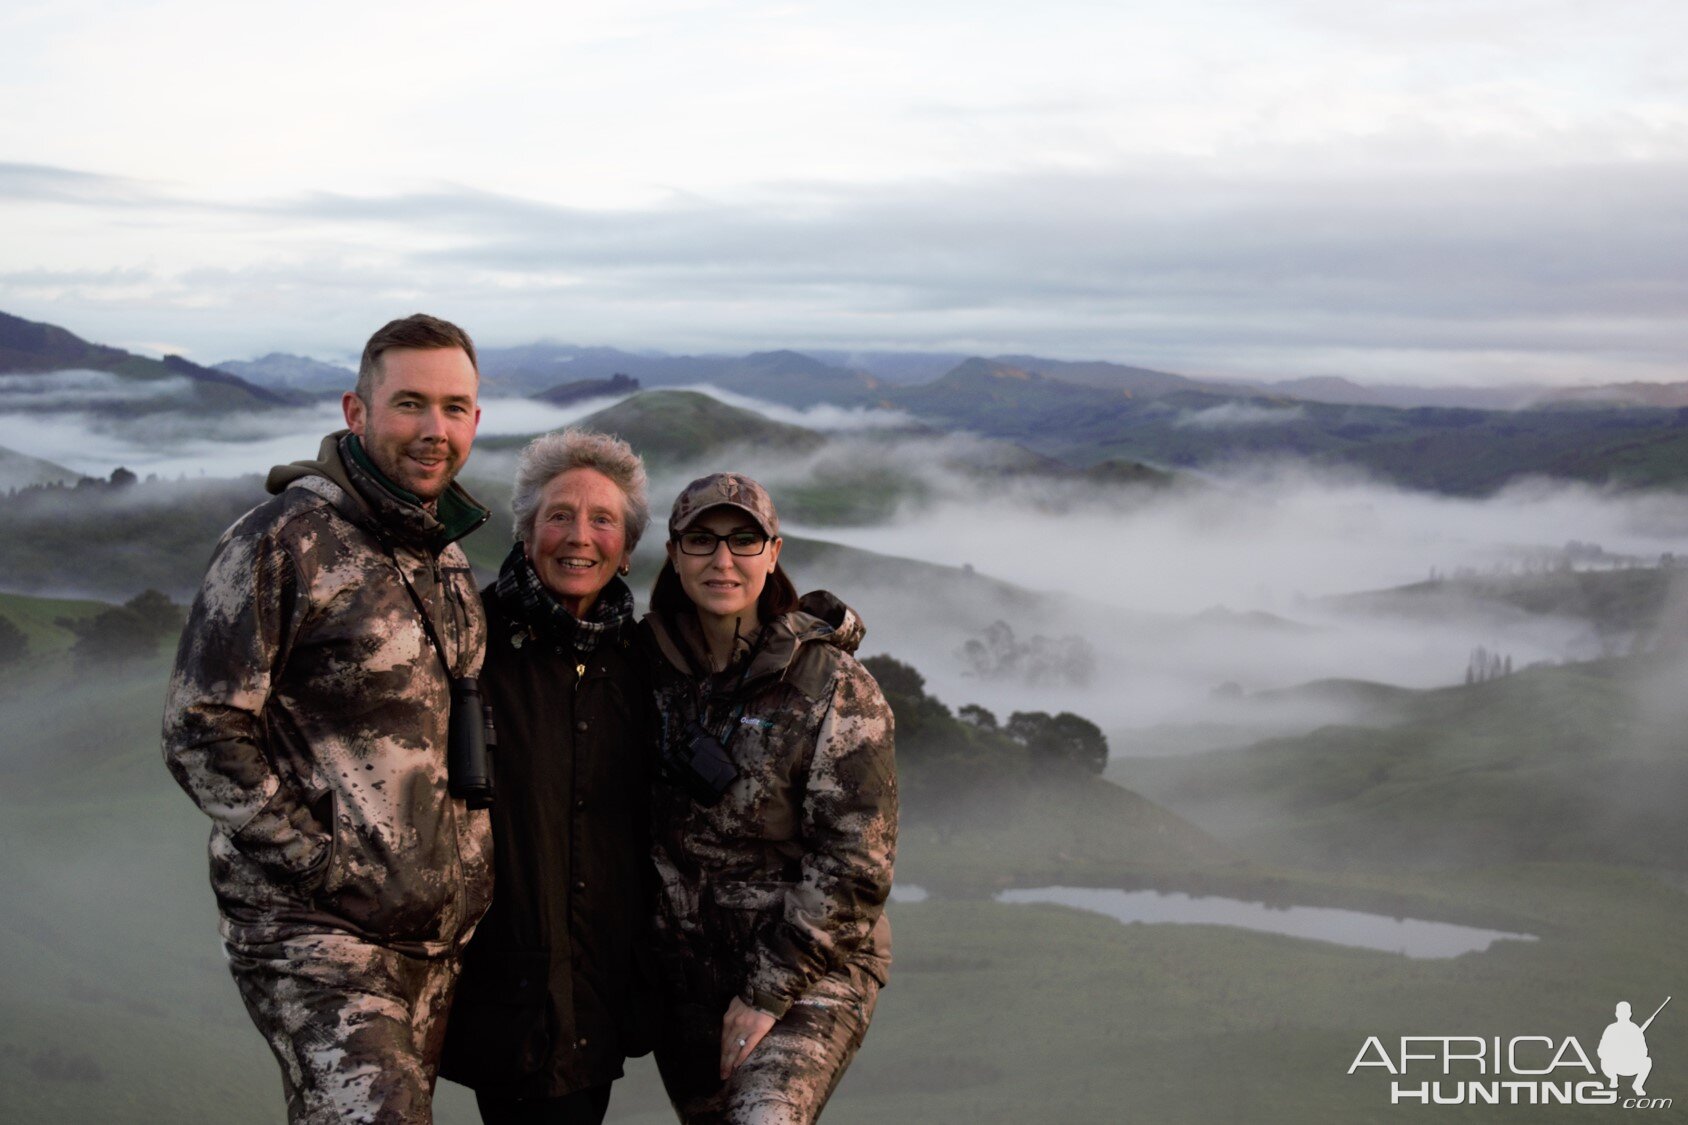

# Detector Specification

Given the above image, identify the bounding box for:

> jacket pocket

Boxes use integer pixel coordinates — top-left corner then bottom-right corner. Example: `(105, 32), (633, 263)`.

(440, 949), (553, 1086)
(301, 788), (342, 897)
(231, 782), (334, 888)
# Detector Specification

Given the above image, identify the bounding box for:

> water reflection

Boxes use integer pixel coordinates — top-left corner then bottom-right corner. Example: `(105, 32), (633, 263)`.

(993, 885), (1537, 958)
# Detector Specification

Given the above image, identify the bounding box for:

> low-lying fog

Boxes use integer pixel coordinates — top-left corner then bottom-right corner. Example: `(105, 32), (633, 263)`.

(779, 463), (1688, 752)
(10, 385), (1688, 757)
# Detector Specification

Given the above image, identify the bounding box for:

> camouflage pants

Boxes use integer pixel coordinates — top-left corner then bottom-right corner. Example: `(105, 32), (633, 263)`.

(654, 964), (879, 1125)
(226, 932), (461, 1125)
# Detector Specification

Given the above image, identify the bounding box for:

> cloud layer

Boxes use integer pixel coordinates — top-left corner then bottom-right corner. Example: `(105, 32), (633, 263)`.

(6, 160), (1687, 385)
(2, 0), (1686, 385)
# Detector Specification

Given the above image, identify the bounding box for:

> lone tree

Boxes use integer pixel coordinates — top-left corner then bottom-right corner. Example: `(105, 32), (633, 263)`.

(124, 588), (183, 638)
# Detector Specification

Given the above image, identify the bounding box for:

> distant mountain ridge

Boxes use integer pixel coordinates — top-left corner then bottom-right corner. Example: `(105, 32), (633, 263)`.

(0, 310), (289, 413)
(990, 354), (1226, 398)
(475, 342), (881, 407)
(875, 373), (1688, 494)
(18, 299), (1675, 415)
(15, 307), (1688, 494)
(214, 352), (353, 395)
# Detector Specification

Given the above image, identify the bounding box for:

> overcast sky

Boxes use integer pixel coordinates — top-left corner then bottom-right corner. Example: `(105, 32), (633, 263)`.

(3, 0), (1685, 385)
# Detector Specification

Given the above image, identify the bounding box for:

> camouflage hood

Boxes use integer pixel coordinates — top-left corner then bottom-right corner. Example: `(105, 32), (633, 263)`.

(647, 589), (867, 699)
(265, 430), (488, 552)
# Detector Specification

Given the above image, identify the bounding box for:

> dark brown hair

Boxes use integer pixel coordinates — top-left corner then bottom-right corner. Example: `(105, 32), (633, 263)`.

(649, 555), (800, 627)
(356, 313), (479, 403)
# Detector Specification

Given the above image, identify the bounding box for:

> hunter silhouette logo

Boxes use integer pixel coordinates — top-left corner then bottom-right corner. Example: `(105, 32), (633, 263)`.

(1600, 998), (1669, 1098)
(1348, 996), (1674, 1109)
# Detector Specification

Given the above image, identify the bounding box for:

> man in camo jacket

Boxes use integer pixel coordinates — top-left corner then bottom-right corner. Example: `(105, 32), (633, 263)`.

(163, 314), (493, 1125)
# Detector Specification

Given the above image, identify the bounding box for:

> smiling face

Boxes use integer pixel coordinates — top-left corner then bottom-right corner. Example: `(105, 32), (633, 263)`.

(342, 345), (480, 503)
(667, 506), (781, 629)
(528, 467), (632, 617)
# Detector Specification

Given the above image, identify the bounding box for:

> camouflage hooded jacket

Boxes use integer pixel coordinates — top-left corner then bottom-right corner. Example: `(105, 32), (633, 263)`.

(162, 431), (492, 956)
(642, 591), (897, 1018)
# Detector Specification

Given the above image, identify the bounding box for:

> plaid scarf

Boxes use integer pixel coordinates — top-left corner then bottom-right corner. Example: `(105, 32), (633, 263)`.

(495, 541), (634, 654)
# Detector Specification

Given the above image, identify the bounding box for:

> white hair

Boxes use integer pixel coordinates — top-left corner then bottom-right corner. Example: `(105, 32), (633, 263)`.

(510, 429), (650, 550)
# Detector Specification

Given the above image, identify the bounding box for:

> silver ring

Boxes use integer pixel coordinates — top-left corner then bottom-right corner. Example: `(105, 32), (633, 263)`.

(737, 1037), (748, 1048)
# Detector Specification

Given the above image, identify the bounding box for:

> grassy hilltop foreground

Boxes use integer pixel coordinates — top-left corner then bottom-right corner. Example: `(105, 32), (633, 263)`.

(1, 584), (1684, 1123)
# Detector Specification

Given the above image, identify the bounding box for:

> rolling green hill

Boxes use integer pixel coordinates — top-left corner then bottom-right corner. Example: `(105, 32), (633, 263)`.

(479, 389), (827, 463)
(1329, 565), (1688, 649)
(1115, 650), (1688, 872)
(477, 389), (937, 526)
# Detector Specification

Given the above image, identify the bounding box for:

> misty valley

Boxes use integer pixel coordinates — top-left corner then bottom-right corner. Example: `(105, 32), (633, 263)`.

(2, 311), (1686, 1122)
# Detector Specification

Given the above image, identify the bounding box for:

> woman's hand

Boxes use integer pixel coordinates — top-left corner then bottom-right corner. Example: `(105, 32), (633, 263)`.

(720, 996), (777, 1079)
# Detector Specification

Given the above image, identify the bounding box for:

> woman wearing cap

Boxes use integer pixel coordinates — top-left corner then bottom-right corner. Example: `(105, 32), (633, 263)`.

(642, 472), (897, 1124)
(440, 429), (656, 1125)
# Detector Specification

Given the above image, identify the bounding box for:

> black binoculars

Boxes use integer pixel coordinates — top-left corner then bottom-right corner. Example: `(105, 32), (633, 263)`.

(665, 718), (740, 806)
(447, 676), (495, 809)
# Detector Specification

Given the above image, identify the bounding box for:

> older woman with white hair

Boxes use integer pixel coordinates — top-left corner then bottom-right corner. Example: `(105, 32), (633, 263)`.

(441, 429), (657, 1125)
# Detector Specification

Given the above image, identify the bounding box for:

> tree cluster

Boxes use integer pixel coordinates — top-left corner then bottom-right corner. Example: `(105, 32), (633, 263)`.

(58, 589), (185, 668)
(958, 620), (1096, 687)
(1464, 644), (1513, 685)
(1003, 710), (1109, 774)
(861, 653), (1109, 778)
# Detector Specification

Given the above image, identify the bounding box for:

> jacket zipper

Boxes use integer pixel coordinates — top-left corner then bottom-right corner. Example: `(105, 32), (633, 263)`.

(430, 551), (469, 934)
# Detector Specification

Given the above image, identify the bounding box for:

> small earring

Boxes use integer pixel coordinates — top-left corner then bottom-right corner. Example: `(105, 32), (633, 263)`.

(618, 563), (631, 576)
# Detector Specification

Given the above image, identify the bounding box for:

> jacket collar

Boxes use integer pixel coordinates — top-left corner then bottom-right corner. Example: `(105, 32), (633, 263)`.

(645, 589), (864, 698)
(264, 430), (490, 552)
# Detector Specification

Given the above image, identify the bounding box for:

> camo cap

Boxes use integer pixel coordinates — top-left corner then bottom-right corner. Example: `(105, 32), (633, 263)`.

(669, 472), (780, 538)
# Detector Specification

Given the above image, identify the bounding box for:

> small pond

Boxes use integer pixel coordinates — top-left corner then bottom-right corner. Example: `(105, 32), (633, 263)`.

(992, 885), (1537, 958)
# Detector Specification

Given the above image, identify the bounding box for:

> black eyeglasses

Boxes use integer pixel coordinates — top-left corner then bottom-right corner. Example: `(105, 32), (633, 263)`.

(674, 529), (770, 556)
